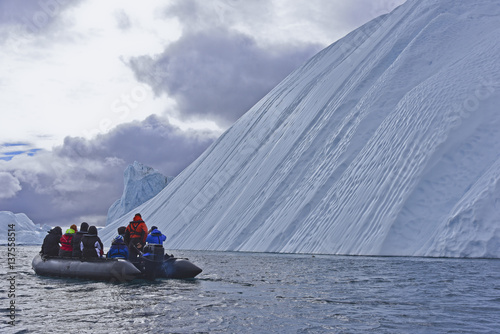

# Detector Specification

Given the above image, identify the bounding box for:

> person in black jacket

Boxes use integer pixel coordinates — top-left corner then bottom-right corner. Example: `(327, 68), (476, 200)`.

(72, 222), (89, 258)
(40, 226), (62, 257)
(80, 226), (104, 258)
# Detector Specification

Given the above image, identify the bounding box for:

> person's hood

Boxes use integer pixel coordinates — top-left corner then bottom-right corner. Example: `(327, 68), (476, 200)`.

(80, 222), (89, 232)
(49, 226), (62, 235)
(86, 226), (98, 236)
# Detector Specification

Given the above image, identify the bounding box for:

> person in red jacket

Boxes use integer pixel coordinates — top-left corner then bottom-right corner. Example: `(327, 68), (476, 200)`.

(124, 213), (148, 261)
(59, 224), (77, 257)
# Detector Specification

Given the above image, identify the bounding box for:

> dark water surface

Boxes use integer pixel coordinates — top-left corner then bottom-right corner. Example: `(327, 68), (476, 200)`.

(1, 246), (500, 333)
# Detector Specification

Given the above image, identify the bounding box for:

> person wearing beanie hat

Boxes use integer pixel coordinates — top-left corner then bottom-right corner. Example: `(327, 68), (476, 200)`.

(40, 226), (62, 257)
(106, 235), (129, 259)
(59, 226), (76, 257)
(71, 222), (89, 258)
(106, 226), (129, 259)
(124, 213), (148, 261)
(146, 226), (166, 246)
(80, 226), (104, 258)
(70, 224), (78, 232)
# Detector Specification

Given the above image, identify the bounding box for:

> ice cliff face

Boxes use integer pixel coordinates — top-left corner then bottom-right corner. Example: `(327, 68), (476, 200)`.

(102, 0), (500, 258)
(0, 211), (48, 245)
(106, 161), (171, 225)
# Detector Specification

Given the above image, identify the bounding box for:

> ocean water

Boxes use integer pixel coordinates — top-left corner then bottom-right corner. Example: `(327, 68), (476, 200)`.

(1, 246), (499, 333)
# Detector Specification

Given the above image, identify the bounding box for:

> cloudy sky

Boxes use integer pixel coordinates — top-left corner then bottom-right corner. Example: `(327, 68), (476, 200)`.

(0, 0), (406, 228)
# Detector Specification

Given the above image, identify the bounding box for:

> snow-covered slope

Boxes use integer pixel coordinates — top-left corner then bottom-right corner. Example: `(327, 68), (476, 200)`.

(0, 211), (47, 245)
(106, 161), (172, 225)
(102, 0), (500, 258)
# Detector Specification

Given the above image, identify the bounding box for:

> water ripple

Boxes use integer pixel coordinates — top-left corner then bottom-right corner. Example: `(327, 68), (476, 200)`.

(1, 247), (499, 333)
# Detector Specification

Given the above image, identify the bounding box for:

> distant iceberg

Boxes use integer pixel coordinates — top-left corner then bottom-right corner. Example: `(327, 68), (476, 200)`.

(0, 211), (48, 245)
(106, 161), (172, 225)
(102, 0), (500, 258)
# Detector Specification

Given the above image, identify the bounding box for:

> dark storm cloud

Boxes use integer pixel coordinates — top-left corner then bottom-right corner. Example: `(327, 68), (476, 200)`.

(0, 0), (42, 24)
(56, 114), (214, 175)
(0, 115), (216, 227)
(129, 28), (322, 127)
(127, 0), (323, 127)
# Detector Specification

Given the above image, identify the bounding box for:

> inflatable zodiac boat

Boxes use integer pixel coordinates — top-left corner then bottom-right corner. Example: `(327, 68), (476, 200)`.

(32, 245), (202, 281)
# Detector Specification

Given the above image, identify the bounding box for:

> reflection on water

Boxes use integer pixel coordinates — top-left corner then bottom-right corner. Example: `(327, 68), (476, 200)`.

(1, 246), (499, 333)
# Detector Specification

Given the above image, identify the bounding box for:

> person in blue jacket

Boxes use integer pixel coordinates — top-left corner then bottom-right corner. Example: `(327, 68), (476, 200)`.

(146, 226), (166, 245)
(106, 234), (129, 259)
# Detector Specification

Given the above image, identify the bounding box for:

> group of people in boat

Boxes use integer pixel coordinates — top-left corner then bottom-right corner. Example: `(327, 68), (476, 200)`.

(40, 213), (166, 261)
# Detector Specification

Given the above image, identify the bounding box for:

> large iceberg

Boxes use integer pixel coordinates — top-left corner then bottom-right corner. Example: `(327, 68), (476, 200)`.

(0, 211), (48, 245)
(106, 161), (172, 225)
(102, 0), (500, 258)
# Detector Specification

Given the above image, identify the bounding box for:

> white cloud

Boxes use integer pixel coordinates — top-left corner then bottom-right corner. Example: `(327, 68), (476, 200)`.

(0, 0), (182, 150)
(0, 172), (22, 199)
